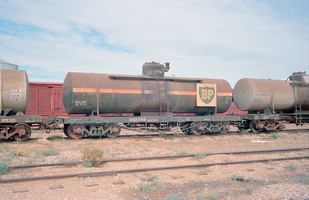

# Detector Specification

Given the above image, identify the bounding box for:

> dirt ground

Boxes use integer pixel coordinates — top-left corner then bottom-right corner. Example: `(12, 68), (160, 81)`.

(0, 124), (308, 200)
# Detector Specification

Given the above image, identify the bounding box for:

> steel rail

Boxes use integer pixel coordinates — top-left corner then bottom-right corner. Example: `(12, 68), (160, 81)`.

(31, 127), (308, 141)
(111, 128), (309, 139)
(9, 147), (309, 169)
(281, 129), (309, 133)
(1, 156), (308, 183)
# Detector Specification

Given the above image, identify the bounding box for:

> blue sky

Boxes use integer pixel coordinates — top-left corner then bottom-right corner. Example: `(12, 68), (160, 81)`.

(0, 0), (308, 86)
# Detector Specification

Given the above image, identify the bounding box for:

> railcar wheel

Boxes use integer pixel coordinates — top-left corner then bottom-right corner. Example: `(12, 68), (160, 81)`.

(63, 124), (69, 137)
(13, 124), (31, 141)
(275, 127), (283, 132)
(237, 123), (249, 132)
(275, 121), (284, 132)
(106, 124), (121, 138)
(180, 123), (192, 135)
(190, 122), (204, 136)
(67, 124), (85, 139)
(219, 123), (229, 134)
(249, 121), (261, 133)
(237, 126), (246, 132)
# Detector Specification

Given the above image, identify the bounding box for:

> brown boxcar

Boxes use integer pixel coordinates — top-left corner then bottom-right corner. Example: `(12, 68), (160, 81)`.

(26, 82), (67, 116)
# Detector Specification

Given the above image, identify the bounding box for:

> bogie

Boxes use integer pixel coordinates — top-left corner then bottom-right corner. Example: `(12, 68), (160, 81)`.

(64, 123), (122, 139)
(248, 120), (285, 133)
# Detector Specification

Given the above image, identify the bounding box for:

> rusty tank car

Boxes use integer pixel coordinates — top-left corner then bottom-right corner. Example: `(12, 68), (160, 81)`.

(0, 69), (43, 141)
(233, 71), (309, 132)
(58, 62), (240, 139)
(62, 63), (233, 115)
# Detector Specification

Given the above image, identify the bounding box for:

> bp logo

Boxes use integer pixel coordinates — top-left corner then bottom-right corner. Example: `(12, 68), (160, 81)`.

(199, 86), (215, 104)
(196, 84), (217, 107)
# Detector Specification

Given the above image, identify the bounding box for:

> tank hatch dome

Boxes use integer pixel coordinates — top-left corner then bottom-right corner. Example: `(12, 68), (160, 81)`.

(142, 62), (170, 77)
(0, 59), (18, 70)
(289, 71), (309, 83)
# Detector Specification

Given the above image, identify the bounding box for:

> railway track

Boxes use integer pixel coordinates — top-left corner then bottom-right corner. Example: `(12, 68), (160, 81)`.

(1, 156), (308, 183)
(51, 129), (309, 141)
(2, 147), (308, 183)
(110, 126), (309, 138)
(27, 125), (309, 141)
(119, 128), (308, 139)
(9, 147), (309, 169)
(280, 128), (309, 133)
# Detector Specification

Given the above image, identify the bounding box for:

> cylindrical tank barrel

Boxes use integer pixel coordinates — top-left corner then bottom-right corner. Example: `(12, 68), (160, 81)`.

(0, 70), (29, 114)
(233, 78), (309, 113)
(62, 72), (233, 115)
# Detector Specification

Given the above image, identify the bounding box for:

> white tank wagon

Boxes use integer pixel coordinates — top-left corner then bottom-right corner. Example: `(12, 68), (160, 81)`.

(0, 70), (43, 141)
(0, 70), (29, 115)
(233, 72), (309, 131)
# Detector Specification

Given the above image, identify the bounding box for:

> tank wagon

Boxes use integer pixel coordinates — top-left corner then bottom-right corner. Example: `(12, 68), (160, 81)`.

(234, 71), (309, 132)
(0, 69), (43, 140)
(54, 62), (241, 139)
(2, 62), (307, 141)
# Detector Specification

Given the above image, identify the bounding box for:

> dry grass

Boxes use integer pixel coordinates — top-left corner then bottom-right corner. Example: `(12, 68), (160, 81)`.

(0, 162), (9, 174)
(81, 146), (105, 167)
(35, 148), (60, 157)
(17, 148), (32, 157)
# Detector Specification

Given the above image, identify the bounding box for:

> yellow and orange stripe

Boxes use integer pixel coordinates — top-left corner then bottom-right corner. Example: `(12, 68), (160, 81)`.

(72, 88), (232, 96)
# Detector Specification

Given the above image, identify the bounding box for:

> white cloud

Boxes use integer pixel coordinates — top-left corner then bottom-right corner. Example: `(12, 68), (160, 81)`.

(0, 0), (308, 86)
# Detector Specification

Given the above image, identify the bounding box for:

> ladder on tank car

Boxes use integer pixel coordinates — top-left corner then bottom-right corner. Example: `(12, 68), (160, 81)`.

(292, 80), (303, 125)
(157, 78), (169, 130)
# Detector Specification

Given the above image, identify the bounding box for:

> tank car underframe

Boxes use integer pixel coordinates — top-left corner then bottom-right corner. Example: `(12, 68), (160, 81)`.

(238, 114), (284, 133)
(53, 115), (241, 139)
(0, 115), (43, 141)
